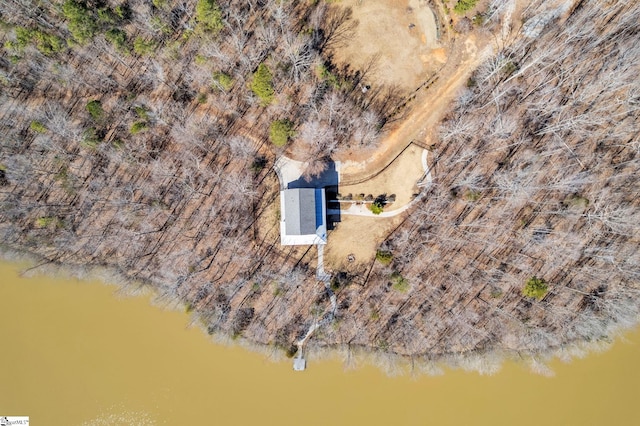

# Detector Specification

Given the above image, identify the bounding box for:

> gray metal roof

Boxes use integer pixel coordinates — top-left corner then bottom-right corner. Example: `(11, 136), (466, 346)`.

(283, 188), (317, 235)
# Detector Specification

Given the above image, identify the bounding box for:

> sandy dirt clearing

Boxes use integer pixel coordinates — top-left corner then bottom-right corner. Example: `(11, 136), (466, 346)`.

(331, 0), (440, 92)
(338, 144), (424, 207)
(339, 32), (493, 177)
(325, 214), (405, 268)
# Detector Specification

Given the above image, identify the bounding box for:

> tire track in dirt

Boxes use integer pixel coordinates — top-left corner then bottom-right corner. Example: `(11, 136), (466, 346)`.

(340, 35), (494, 181)
(338, 0), (537, 183)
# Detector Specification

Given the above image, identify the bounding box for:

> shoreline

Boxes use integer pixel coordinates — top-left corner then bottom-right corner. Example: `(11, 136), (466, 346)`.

(2, 247), (636, 377)
(3, 259), (640, 425)
(1, 0), (637, 381)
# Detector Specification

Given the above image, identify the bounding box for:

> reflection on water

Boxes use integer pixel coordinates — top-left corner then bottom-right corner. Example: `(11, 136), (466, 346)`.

(1, 261), (639, 426)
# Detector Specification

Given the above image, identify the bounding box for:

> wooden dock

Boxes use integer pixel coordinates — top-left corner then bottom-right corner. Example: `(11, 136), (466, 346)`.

(293, 356), (306, 371)
(293, 346), (306, 371)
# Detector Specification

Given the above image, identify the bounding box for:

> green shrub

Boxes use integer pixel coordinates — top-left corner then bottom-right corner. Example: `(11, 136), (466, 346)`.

(196, 0), (224, 33)
(114, 5), (129, 20)
(272, 282), (283, 297)
(502, 61), (518, 76)
(12, 27), (64, 55)
(32, 31), (64, 55)
(15, 27), (34, 50)
(375, 249), (393, 265)
(3, 40), (18, 55)
(35, 217), (51, 228)
(150, 16), (171, 35)
(251, 63), (275, 105)
(330, 277), (341, 292)
(251, 156), (267, 173)
(29, 121), (47, 133)
(85, 100), (103, 121)
(54, 165), (68, 181)
(212, 71), (234, 91)
(370, 200), (384, 215)
(81, 127), (101, 148)
(316, 63), (343, 88)
(97, 7), (118, 25)
(133, 37), (157, 56)
(391, 272), (410, 293)
(62, 0), (98, 44)
(130, 121), (148, 134)
(285, 345), (298, 358)
(490, 287), (504, 298)
(105, 28), (127, 51)
(453, 0), (479, 15)
(165, 40), (182, 60)
(464, 189), (481, 201)
(0, 165), (6, 186)
(522, 276), (549, 300)
(130, 107), (151, 133)
(269, 119), (294, 147)
(134, 106), (150, 120)
(472, 13), (485, 26)
(35, 216), (59, 228)
(564, 194), (590, 208)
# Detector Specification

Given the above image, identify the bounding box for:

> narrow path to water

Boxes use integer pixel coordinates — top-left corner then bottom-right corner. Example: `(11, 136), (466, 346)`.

(1, 261), (639, 426)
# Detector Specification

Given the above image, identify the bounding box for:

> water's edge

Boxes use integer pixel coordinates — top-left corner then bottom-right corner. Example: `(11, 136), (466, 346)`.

(1, 246), (637, 378)
(2, 254), (640, 426)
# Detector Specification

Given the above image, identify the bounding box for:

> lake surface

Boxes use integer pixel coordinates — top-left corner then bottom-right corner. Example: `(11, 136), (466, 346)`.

(1, 261), (639, 425)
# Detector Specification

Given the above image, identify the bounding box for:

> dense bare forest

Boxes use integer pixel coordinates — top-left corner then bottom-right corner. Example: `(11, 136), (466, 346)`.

(1, 0), (638, 373)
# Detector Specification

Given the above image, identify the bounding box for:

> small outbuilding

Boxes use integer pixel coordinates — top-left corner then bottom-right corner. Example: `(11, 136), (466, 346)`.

(280, 188), (327, 245)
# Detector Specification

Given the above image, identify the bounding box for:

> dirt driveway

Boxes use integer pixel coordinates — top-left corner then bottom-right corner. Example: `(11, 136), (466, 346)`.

(338, 30), (492, 177)
(317, 0), (531, 267)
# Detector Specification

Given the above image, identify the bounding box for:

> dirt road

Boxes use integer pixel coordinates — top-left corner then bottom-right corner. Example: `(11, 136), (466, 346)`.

(339, 34), (493, 180)
(337, 0), (538, 182)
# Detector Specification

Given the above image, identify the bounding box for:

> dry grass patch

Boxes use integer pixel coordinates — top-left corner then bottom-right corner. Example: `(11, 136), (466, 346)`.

(330, 0), (440, 93)
(325, 214), (404, 268)
(340, 144), (425, 208)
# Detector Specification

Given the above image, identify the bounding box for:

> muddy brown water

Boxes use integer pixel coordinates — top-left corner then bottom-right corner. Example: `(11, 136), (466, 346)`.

(1, 261), (639, 425)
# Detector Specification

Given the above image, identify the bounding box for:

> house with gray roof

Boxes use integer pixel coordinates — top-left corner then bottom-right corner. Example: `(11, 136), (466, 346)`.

(280, 188), (327, 245)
